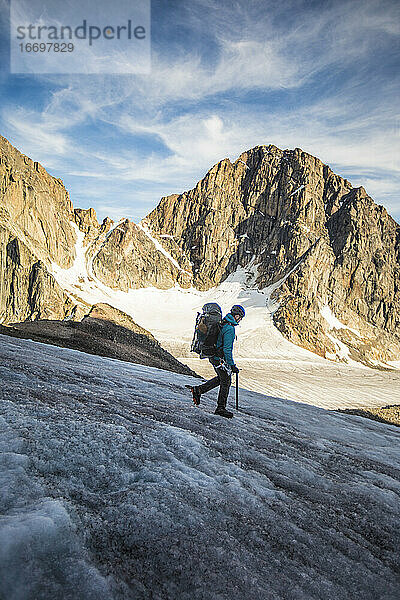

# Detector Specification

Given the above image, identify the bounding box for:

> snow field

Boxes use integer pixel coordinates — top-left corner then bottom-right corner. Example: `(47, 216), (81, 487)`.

(1, 335), (400, 599)
(49, 230), (400, 410)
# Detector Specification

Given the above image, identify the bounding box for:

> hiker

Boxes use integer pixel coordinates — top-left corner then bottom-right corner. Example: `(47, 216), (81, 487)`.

(191, 305), (245, 418)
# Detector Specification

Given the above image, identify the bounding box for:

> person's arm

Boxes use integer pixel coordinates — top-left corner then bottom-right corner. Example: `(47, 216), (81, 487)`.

(222, 325), (235, 366)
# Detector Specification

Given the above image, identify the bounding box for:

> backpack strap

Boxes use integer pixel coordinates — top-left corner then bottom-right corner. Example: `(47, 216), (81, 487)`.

(213, 318), (227, 359)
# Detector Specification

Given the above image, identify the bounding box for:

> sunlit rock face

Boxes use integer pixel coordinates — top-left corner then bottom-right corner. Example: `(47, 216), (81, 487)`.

(0, 135), (76, 268)
(0, 136), (77, 323)
(142, 145), (400, 366)
(1, 134), (399, 366)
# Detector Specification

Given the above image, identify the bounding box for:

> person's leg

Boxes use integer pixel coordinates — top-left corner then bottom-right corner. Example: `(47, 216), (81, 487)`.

(196, 360), (221, 395)
(215, 366), (231, 409)
(197, 374), (220, 394)
(190, 364), (220, 405)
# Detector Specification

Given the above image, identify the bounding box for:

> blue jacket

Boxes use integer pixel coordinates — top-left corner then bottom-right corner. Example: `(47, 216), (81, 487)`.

(215, 313), (238, 366)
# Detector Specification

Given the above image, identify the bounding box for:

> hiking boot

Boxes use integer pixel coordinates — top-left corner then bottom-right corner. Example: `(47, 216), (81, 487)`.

(214, 407), (233, 418)
(191, 386), (201, 406)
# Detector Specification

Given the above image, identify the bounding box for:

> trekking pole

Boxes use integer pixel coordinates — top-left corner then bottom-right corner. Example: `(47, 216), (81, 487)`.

(235, 371), (239, 411)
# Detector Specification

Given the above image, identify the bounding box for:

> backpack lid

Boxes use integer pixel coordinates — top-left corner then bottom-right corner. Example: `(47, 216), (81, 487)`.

(202, 302), (222, 316)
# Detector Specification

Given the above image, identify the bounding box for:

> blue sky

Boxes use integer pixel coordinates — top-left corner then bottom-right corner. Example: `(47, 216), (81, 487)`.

(0, 0), (399, 223)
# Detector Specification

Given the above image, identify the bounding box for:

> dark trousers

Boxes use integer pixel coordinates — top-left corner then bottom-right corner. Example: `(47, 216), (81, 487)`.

(198, 362), (231, 409)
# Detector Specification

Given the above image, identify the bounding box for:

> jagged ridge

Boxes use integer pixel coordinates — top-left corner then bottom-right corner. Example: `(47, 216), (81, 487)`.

(1, 136), (399, 367)
(140, 145), (400, 365)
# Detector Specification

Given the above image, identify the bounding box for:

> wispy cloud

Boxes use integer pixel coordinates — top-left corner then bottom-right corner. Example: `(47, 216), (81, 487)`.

(1, 0), (399, 222)
(4, 107), (71, 159)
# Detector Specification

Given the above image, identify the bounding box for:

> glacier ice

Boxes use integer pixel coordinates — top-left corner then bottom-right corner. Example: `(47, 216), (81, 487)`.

(0, 334), (399, 599)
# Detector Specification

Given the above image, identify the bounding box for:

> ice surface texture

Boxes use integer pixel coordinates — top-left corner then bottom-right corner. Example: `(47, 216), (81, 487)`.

(1, 334), (400, 599)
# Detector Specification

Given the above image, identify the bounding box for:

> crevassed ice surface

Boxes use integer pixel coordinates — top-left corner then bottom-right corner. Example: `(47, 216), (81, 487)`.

(1, 335), (400, 599)
(50, 235), (400, 409)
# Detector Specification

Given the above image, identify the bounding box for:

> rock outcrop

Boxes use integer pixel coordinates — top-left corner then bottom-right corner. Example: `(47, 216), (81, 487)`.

(0, 223), (75, 323)
(2, 302), (197, 376)
(91, 220), (191, 291)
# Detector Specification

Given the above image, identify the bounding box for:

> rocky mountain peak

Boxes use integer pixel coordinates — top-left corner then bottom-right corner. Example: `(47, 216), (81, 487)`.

(1, 135), (398, 367)
(74, 207), (100, 235)
(142, 144), (355, 291)
(138, 144), (399, 366)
